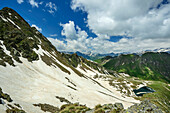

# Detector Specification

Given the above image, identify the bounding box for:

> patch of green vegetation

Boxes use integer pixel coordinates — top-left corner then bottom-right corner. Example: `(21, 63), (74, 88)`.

(33, 103), (59, 113)
(94, 59), (102, 64)
(69, 53), (80, 67)
(94, 104), (102, 110)
(102, 52), (170, 83)
(56, 96), (71, 104)
(81, 63), (93, 72)
(94, 103), (124, 113)
(66, 85), (77, 91)
(69, 65), (85, 78)
(14, 103), (22, 108)
(34, 96), (164, 113)
(79, 65), (87, 72)
(65, 77), (77, 87)
(52, 53), (86, 77)
(130, 54), (134, 57)
(59, 103), (90, 113)
(94, 108), (105, 113)
(0, 46), (14, 66)
(118, 68), (126, 73)
(135, 81), (170, 112)
(6, 107), (26, 113)
(0, 87), (13, 102)
(144, 66), (154, 78)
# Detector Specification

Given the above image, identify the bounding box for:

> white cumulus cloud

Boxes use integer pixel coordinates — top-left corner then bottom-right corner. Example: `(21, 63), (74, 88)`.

(67, 0), (170, 53)
(45, 2), (57, 14)
(60, 21), (77, 40)
(31, 24), (42, 32)
(71, 0), (170, 38)
(50, 19), (170, 54)
(48, 21), (90, 53)
(50, 34), (58, 37)
(29, 0), (39, 8)
(17, 0), (24, 4)
(48, 38), (66, 51)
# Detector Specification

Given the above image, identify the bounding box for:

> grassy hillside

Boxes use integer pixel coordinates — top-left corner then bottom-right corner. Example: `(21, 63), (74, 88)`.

(100, 52), (170, 83)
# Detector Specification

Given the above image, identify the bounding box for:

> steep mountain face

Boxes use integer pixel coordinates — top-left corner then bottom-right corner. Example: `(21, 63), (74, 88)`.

(100, 52), (170, 83)
(0, 7), (141, 113)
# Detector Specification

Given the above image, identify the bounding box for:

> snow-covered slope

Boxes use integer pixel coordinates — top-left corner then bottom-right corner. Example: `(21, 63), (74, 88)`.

(0, 42), (139, 113)
(0, 7), (139, 113)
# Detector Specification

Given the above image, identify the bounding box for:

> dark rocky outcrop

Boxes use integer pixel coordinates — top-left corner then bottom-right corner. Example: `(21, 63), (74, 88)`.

(90, 100), (163, 113)
(125, 100), (163, 113)
(0, 87), (13, 102)
(33, 103), (60, 113)
(6, 104), (26, 113)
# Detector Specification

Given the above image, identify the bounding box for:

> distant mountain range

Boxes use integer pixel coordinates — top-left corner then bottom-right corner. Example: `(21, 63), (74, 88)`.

(146, 47), (170, 53)
(63, 51), (119, 61)
(63, 47), (170, 60)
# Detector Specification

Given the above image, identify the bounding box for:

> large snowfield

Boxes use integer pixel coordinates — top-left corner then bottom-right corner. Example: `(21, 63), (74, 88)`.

(0, 44), (139, 113)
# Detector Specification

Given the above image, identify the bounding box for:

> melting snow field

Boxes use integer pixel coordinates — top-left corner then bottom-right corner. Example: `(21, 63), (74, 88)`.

(0, 50), (139, 113)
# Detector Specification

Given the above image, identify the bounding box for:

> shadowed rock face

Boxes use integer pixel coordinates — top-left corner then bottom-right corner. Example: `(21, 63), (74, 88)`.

(125, 100), (163, 113)
(133, 86), (155, 96)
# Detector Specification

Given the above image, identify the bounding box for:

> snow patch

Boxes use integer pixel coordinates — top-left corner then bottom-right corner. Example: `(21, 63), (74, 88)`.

(33, 45), (45, 56)
(7, 18), (21, 29)
(27, 37), (34, 40)
(0, 40), (11, 56)
(0, 15), (8, 22)
(119, 73), (130, 77)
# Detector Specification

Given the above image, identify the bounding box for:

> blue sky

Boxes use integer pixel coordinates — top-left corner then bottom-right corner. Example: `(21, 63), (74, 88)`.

(0, 0), (170, 54)
(0, 0), (91, 40)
